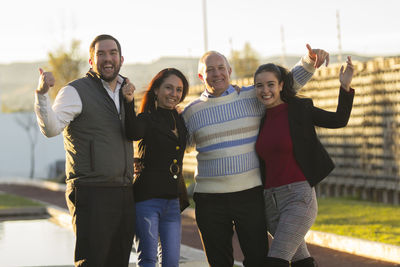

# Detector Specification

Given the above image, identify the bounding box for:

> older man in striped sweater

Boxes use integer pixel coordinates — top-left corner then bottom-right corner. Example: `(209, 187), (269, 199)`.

(182, 45), (329, 267)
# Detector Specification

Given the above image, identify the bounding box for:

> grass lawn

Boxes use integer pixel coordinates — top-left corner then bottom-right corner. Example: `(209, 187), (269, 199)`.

(313, 197), (400, 246)
(0, 193), (43, 209)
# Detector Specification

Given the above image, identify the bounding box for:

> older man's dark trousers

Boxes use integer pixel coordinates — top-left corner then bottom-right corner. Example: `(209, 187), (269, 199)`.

(66, 184), (135, 267)
(194, 186), (268, 267)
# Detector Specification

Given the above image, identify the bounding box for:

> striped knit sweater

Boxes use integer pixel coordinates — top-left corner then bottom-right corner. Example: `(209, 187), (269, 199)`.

(182, 55), (315, 193)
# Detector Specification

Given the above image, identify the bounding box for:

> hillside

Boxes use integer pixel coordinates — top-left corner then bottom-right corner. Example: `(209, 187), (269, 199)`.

(0, 53), (376, 112)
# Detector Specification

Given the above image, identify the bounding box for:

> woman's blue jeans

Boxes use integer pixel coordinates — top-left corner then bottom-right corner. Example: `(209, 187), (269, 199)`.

(134, 198), (181, 267)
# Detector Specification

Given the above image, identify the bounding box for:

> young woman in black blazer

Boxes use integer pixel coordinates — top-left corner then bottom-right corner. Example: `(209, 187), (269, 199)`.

(254, 57), (355, 267)
(122, 68), (190, 267)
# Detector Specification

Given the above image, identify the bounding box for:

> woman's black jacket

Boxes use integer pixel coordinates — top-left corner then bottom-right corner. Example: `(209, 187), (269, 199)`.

(125, 102), (188, 208)
(258, 87), (354, 187)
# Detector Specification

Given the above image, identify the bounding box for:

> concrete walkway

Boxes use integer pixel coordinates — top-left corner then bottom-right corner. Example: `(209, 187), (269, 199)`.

(0, 178), (399, 267)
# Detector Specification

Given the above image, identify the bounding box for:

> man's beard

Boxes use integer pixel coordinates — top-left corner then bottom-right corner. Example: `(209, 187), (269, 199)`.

(98, 62), (121, 82)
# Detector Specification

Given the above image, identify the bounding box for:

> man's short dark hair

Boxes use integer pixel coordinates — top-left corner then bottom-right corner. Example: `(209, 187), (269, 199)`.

(89, 34), (122, 59)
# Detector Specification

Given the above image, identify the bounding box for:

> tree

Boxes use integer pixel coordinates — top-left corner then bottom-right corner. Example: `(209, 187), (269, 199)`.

(3, 97), (39, 179)
(47, 39), (84, 99)
(14, 112), (38, 179)
(230, 42), (260, 79)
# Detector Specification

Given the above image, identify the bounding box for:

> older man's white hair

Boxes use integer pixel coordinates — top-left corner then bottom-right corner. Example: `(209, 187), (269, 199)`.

(197, 51), (231, 75)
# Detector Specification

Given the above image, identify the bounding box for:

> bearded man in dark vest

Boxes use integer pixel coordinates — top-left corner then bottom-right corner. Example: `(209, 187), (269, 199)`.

(35, 34), (136, 267)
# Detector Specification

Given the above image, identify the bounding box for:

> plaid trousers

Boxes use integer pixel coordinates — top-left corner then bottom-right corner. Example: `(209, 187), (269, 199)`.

(264, 181), (317, 262)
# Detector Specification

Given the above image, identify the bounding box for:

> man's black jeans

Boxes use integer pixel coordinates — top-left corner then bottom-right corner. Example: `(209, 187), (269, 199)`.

(194, 186), (268, 267)
(66, 184), (135, 267)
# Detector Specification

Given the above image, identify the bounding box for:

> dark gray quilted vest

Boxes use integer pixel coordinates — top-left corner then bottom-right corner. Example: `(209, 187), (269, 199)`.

(63, 72), (133, 185)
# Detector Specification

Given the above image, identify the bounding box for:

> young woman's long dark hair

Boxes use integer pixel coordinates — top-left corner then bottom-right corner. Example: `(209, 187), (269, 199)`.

(139, 68), (189, 113)
(253, 63), (296, 102)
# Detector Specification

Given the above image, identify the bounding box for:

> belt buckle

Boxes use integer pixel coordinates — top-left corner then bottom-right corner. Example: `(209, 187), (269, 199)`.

(169, 162), (180, 179)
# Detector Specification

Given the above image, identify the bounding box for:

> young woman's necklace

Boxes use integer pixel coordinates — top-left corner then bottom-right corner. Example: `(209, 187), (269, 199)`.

(171, 113), (179, 138)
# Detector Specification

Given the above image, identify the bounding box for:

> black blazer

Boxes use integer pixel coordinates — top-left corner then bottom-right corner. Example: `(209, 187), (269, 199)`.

(258, 88), (354, 187)
(125, 103), (188, 205)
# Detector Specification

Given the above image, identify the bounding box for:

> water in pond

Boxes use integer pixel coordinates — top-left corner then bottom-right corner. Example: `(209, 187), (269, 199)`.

(0, 219), (75, 266)
(0, 218), (137, 267)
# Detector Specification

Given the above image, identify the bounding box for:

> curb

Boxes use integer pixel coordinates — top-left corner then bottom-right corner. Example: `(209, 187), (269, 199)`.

(0, 178), (66, 192)
(46, 205), (73, 231)
(0, 206), (47, 216)
(305, 230), (400, 264)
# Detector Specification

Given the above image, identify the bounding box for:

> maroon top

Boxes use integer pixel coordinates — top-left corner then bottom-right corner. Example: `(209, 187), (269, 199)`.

(255, 103), (306, 189)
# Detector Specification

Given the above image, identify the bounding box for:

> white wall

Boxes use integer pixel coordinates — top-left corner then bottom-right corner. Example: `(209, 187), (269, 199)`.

(0, 113), (65, 179)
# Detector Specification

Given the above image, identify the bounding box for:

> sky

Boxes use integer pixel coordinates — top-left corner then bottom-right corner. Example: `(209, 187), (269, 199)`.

(1, 0), (400, 64)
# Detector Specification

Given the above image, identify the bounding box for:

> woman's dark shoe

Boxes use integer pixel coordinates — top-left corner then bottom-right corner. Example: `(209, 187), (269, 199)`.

(265, 256), (290, 267)
(291, 257), (318, 267)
